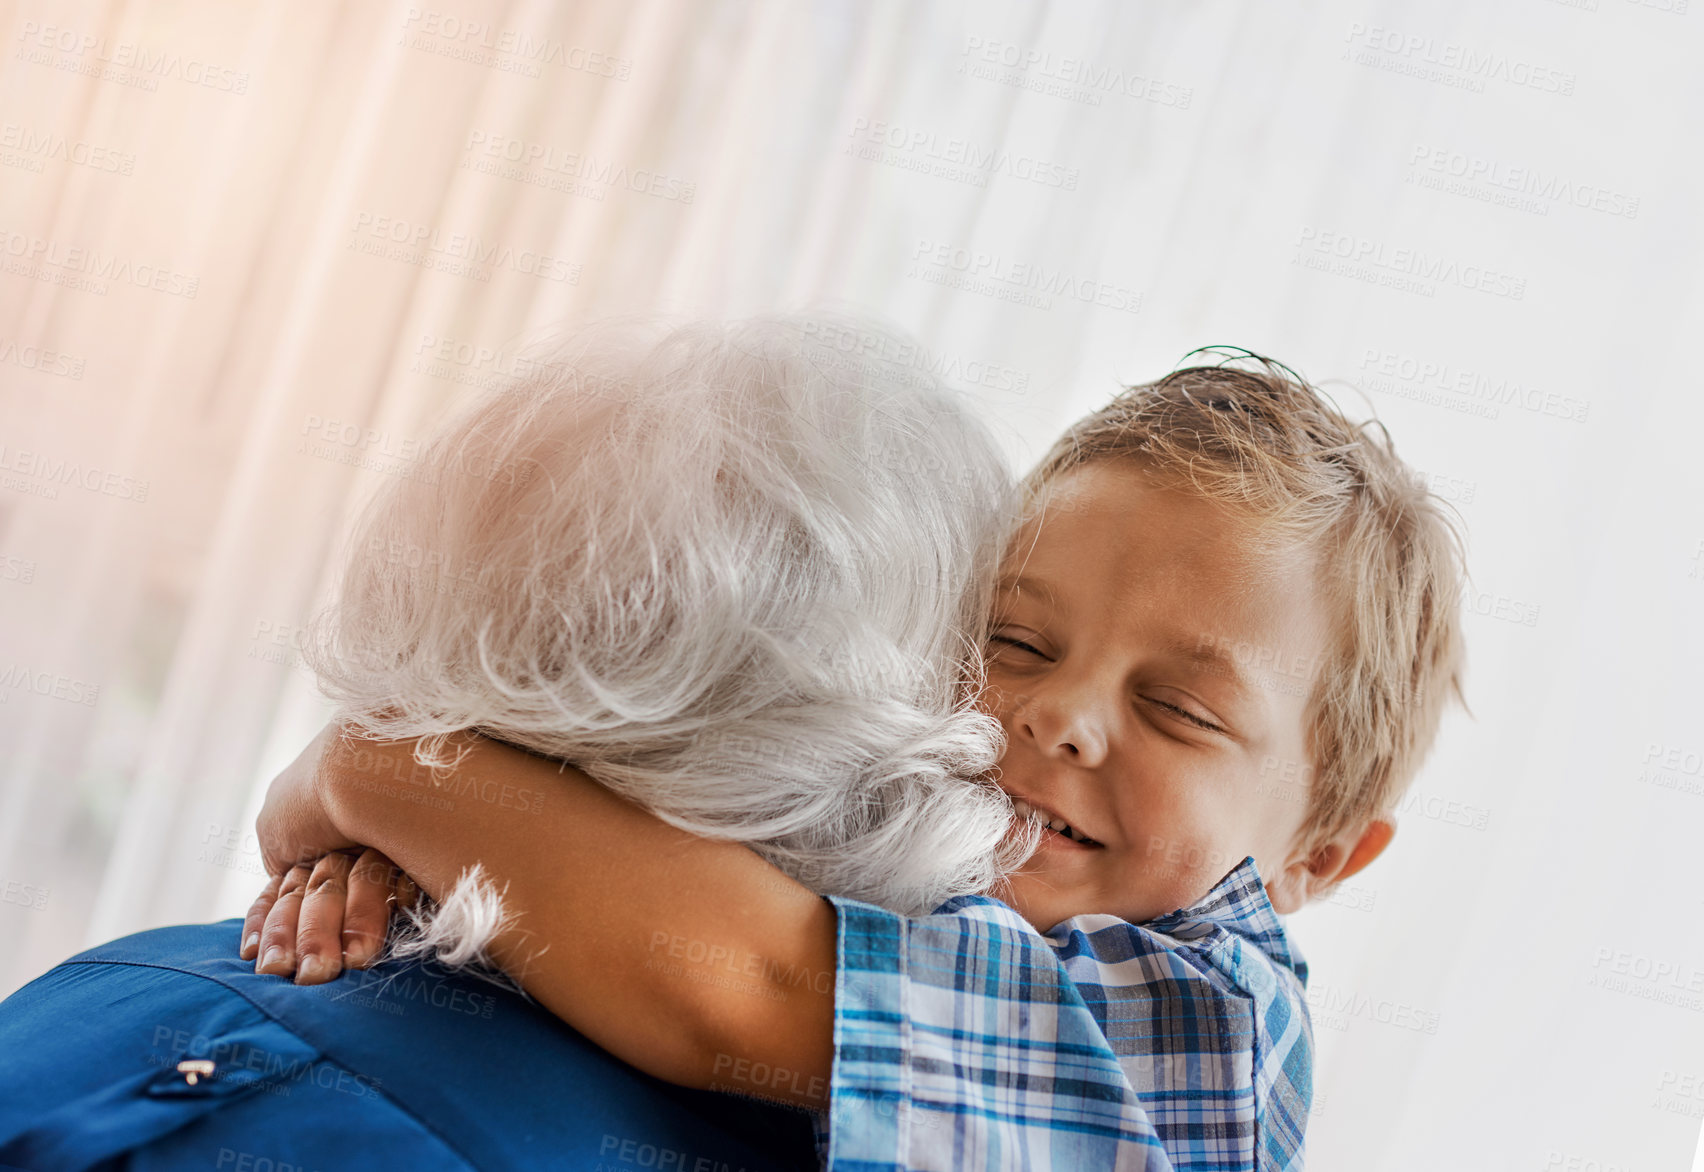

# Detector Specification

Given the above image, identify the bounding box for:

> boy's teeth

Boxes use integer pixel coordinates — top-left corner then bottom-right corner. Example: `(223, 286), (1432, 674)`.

(1010, 796), (1097, 845)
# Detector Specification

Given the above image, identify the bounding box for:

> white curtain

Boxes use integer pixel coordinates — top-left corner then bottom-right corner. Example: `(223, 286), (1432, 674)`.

(2, 1), (1700, 1167)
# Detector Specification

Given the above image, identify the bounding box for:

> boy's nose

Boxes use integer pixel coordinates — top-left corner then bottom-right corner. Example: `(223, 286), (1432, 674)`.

(1016, 689), (1109, 768)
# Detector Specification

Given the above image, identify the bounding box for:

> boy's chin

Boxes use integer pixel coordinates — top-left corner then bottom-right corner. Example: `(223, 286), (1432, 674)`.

(1002, 859), (1208, 928)
(1002, 865), (1117, 930)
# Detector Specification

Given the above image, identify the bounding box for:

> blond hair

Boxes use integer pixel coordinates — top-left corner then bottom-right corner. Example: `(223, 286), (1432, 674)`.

(1026, 349), (1466, 850)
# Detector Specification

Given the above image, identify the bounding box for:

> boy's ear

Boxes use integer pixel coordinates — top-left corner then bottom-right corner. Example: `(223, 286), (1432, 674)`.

(1266, 818), (1396, 915)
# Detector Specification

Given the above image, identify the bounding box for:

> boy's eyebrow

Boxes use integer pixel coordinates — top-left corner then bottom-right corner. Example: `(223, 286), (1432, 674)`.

(1165, 637), (1258, 701)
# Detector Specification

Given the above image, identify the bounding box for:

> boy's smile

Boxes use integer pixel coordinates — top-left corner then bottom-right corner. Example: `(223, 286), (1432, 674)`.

(984, 460), (1348, 930)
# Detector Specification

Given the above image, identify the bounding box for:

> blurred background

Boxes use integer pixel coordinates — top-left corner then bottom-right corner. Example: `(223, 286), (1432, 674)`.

(2, 0), (1701, 1167)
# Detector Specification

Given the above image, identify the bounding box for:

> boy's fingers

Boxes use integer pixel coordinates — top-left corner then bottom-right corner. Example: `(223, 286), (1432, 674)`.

(342, 848), (396, 969)
(240, 873), (282, 960)
(256, 864), (312, 975)
(294, 853), (355, 986)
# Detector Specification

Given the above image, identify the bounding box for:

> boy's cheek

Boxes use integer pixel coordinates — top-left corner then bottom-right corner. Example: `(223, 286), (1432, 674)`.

(977, 674), (1035, 725)
(991, 725), (1035, 773)
(1133, 832), (1245, 909)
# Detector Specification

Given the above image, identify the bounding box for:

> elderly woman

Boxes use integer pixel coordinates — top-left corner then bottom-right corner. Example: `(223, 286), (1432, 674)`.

(275, 312), (1034, 964)
(0, 314), (1035, 1169)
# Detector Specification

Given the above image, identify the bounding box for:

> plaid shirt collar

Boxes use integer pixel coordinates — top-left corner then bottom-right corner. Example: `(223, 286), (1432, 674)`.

(1140, 855), (1309, 987)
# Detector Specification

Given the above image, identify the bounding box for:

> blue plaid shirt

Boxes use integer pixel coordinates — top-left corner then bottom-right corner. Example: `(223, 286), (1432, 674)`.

(816, 856), (1312, 1171)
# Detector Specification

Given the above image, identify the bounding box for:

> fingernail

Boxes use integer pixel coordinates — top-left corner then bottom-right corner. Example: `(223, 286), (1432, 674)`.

(343, 939), (373, 968)
(260, 946), (288, 973)
(296, 956), (329, 985)
(242, 932), (259, 957)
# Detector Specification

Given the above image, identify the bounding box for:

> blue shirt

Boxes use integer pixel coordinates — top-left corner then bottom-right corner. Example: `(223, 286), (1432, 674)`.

(0, 917), (818, 1171)
(819, 856), (1312, 1171)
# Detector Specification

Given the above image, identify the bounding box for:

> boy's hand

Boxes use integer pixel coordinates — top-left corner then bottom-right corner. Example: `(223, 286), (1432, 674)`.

(239, 722), (419, 983)
(240, 847), (418, 984)
(252, 722), (356, 879)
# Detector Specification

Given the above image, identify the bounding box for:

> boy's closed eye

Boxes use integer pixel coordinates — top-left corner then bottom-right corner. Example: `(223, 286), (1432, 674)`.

(988, 631), (1051, 660)
(1143, 694), (1227, 735)
(989, 630), (1229, 737)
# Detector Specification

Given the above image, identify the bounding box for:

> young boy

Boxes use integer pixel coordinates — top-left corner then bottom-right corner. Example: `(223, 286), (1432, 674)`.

(246, 353), (1466, 1171)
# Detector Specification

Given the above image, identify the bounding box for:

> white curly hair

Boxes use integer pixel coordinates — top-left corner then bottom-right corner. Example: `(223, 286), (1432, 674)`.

(306, 313), (1037, 966)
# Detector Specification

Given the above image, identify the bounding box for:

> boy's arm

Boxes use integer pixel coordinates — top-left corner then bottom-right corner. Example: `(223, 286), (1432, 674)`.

(305, 726), (836, 1107)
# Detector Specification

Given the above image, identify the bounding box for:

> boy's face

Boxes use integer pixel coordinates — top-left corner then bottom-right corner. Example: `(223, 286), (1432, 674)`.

(984, 460), (1339, 930)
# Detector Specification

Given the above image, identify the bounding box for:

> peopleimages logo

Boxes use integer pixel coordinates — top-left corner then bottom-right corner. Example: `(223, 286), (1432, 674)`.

(14, 21), (251, 93)
(0, 554), (36, 585)
(297, 411), (539, 488)
(1306, 981), (1441, 1034)
(1641, 741), (1704, 799)
(0, 664), (99, 706)
(1359, 349), (1591, 424)
(349, 212), (581, 284)
(1294, 227), (1527, 300)
(0, 878), (49, 910)
(846, 118), (1080, 191)
(908, 238), (1142, 314)
(0, 444), (150, 502)
(957, 37), (1194, 109)
(0, 123), (135, 175)
(1341, 23), (1576, 96)
(799, 320), (1031, 395)
(0, 337), (85, 380)
(0, 230), (199, 298)
(461, 131), (695, 202)
(1407, 144), (1640, 220)
(399, 8), (632, 80)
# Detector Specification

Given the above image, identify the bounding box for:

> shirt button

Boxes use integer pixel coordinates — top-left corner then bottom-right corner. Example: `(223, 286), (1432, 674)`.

(176, 1059), (217, 1086)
